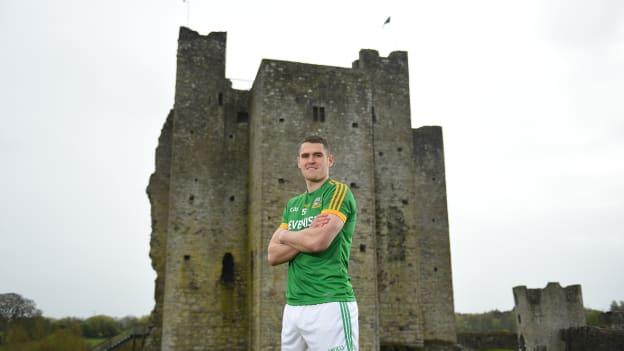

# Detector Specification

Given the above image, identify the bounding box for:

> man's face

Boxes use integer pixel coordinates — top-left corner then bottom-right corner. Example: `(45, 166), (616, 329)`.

(297, 142), (334, 183)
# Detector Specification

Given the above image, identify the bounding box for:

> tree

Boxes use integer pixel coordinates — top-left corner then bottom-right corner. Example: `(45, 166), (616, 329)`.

(0, 293), (42, 336)
(609, 300), (624, 312)
(82, 315), (120, 338)
(0, 293), (42, 322)
(4, 323), (29, 344)
(585, 308), (602, 326)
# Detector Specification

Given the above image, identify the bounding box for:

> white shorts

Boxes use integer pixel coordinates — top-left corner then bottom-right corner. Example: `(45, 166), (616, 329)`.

(281, 301), (358, 351)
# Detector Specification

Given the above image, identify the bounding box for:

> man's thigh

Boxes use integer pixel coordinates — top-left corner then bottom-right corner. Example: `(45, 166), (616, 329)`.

(282, 304), (307, 351)
(300, 302), (359, 351)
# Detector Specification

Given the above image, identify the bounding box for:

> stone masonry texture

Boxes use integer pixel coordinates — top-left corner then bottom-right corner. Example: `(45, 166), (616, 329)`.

(513, 282), (586, 351)
(560, 326), (624, 350)
(144, 27), (457, 351)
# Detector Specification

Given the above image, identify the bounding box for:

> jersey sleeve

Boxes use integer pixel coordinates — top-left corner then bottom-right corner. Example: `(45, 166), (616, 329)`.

(280, 202), (289, 229)
(321, 182), (354, 223)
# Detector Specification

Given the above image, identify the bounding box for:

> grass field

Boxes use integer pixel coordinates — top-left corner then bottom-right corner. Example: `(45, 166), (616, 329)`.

(85, 337), (107, 346)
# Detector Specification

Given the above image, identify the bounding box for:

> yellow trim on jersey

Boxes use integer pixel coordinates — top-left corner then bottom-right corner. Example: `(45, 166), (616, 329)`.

(321, 209), (347, 223)
(328, 183), (341, 210)
(280, 223), (288, 230)
(329, 182), (347, 211)
(335, 185), (347, 210)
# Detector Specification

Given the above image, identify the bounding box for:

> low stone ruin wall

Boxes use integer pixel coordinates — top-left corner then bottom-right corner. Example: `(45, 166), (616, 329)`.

(560, 326), (624, 351)
(457, 332), (517, 350)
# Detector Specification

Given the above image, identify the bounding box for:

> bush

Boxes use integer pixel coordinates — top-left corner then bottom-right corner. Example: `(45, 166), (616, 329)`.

(38, 329), (89, 351)
(82, 315), (120, 338)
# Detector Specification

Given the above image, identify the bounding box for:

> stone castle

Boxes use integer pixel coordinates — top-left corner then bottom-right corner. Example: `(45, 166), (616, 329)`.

(144, 27), (456, 350)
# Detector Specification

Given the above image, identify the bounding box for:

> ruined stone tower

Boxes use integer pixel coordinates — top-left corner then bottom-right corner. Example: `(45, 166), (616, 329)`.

(145, 27), (456, 351)
(513, 282), (586, 351)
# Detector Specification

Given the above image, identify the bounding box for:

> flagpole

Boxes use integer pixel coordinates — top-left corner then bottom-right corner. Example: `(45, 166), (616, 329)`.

(187, 0), (190, 27)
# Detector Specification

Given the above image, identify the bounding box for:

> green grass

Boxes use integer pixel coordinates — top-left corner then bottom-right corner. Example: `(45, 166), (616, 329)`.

(85, 337), (108, 346)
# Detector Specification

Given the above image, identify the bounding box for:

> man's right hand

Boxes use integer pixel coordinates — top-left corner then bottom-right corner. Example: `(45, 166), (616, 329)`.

(310, 214), (330, 228)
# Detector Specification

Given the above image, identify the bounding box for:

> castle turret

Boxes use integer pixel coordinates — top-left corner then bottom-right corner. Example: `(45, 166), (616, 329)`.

(159, 28), (250, 350)
(413, 126), (457, 343)
(513, 282), (586, 351)
(354, 49), (428, 348)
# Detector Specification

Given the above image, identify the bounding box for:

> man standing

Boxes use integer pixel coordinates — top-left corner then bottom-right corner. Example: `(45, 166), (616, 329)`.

(267, 136), (358, 351)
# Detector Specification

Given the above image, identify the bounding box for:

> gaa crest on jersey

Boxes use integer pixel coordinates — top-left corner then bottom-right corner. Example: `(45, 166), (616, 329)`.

(312, 197), (322, 209)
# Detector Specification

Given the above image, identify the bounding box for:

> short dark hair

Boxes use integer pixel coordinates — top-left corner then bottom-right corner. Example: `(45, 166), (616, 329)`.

(299, 135), (330, 154)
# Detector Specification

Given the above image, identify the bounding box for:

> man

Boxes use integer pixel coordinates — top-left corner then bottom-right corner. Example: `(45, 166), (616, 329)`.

(267, 135), (358, 351)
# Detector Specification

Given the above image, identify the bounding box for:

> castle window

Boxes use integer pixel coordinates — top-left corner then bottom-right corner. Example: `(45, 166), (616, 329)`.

(221, 253), (234, 283)
(313, 106), (326, 122)
(218, 92), (223, 106)
(372, 106), (376, 123)
(237, 111), (249, 123)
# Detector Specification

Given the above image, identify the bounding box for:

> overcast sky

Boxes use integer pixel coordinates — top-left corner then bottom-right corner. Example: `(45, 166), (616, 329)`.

(1, 0), (623, 319)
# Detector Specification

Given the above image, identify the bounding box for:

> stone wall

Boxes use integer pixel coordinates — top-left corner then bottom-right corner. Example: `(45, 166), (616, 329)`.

(143, 110), (173, 351)
(457, 332), (517, 350)
(413, 126), (457, 343)
(513, 282), (586, 351)
(560, 326), (624, 351)
(249, 58), (379, 349)
(159, 28), (249, 350)
(354, 49), (424, 348)
(599, 311), (624, 329)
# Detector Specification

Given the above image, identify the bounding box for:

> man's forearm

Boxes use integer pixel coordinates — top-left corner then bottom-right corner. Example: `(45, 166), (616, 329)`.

(268, 242), (299, 266)
(280, 227), (328, 253)
(268, 229), (299, 266)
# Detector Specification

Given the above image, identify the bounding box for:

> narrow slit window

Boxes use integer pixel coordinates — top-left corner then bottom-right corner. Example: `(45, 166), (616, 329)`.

(312, 106), (325, 122)
(221, 253), (234, 283)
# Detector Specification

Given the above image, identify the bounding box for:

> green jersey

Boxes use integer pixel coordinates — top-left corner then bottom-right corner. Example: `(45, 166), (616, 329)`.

(280, 178), (357, 305)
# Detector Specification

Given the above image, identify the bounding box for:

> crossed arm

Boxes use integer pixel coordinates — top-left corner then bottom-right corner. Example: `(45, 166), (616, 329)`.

(267, 213), (345, 266)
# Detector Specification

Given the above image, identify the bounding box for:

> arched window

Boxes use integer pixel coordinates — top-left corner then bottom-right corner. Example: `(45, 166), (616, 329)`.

(221, 253), (235, 283)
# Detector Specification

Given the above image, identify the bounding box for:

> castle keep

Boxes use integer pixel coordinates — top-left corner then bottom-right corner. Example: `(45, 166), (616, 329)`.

(145, 27), (456, 350)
